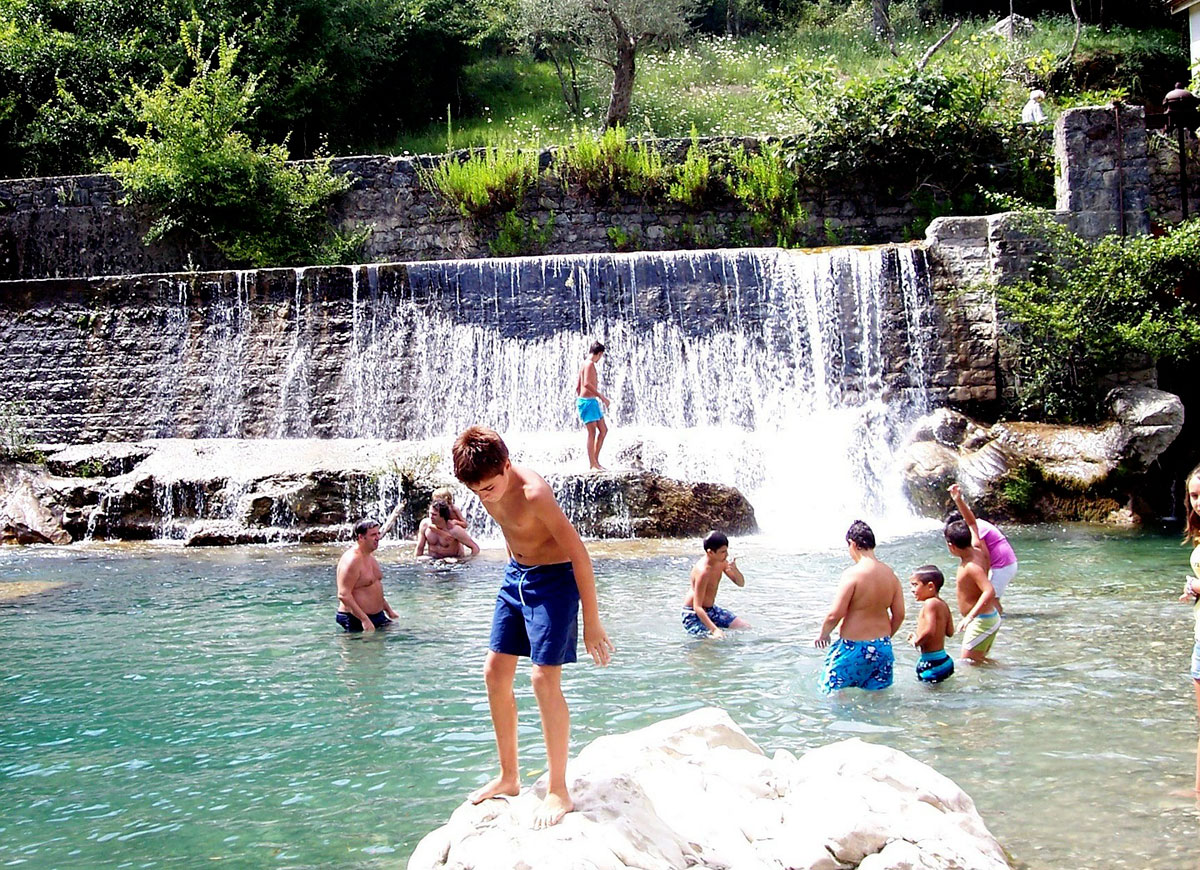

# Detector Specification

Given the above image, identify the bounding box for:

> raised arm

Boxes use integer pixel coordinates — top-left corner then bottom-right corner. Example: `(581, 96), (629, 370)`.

(722, 556), (746, 587)
(531, 488), (613, 665)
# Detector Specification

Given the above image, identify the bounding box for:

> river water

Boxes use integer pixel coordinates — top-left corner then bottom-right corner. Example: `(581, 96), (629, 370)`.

(2, 526), (1199, 869)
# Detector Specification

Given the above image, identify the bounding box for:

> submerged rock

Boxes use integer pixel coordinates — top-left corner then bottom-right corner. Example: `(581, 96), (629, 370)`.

(409, 707), (1008, 870)
(0, 439), (755, 544)
(900, 388), (1185, 522)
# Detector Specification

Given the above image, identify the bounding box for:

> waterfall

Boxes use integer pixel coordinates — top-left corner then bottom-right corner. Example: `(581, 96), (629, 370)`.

(335, 246), (936, 545)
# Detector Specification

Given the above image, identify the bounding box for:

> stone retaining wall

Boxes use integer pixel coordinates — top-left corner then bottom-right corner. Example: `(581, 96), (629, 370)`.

(1, 141), (922, 281)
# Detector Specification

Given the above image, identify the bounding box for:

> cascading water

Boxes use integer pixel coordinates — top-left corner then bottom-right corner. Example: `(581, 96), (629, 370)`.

(140, 246), (937, 546)
(338, 246), (936, 546)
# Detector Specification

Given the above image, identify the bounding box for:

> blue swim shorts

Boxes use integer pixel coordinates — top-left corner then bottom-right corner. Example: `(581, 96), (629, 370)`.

(819, 636), (894, 693)
(336, 610), (392, 633)
(916, 650), (955, 684)
(490, 560), (580, 666)
(576, 397), (604, 424)
(681, 605), (737, 637)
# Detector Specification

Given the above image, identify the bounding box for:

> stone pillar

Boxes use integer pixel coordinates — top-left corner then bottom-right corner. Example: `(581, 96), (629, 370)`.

(1054, 104), (1150, 239)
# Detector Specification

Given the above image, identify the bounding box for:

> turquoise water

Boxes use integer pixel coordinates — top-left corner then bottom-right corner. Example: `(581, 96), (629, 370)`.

(2, 527), (1199, 869)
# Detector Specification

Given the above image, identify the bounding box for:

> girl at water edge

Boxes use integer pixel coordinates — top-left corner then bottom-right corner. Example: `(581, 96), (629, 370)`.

(1177, 464), (1200, 795)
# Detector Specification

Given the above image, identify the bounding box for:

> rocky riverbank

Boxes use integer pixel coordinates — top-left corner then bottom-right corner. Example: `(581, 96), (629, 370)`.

(0, 438), (757, 545)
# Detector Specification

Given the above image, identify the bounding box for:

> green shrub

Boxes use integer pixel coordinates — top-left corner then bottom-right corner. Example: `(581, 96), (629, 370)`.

(0, 400), (39, 463)
(998, 215), (1200, 422)
(489, 210), (555, 257)
(108, 26), (360, 269)
(667, 128), (722, 210)
(555, 126), (666, 203)
(606, 225), (641, 252)
(424, 145), (539, 218)
(726, 141), (807, 247)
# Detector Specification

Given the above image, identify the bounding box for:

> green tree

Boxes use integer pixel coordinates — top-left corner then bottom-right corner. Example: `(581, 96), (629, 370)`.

(512, 0), (699, 129)
(108, 24), (360, 267)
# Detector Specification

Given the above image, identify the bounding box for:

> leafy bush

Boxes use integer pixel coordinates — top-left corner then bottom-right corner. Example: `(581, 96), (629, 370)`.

(998, 215), (1200, 422)
(726, 141), (807, 247)
(667, 128), (723, 209)
(424, 146), (539, 218)
(554, 125), (667, 203)
(108, 26), (360, 268)
(489, 210), (555, 257)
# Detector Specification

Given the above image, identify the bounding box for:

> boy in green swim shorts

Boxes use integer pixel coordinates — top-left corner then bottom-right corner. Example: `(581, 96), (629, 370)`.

(945, 518), (998, 662)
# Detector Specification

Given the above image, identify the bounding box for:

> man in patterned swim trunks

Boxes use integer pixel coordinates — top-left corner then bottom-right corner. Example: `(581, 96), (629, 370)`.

(682, 530), (749, 638)
(814, 520), (905, 692)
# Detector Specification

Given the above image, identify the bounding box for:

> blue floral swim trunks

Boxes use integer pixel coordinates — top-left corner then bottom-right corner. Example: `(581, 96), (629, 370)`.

(681, 604), (737, 636)
(819, 636), (894, 693)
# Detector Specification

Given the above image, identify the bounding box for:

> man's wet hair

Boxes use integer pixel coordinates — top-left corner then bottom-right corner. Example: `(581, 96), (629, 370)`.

(453, 426), (510, 486)
(944, 520), (972, 549)
(703, 530), (728, 552)
(589, 340), (605, 355)
(431, 499), (451, 521)
(354, 517), (380, 539)
(913, 564), (945, 591)
(846, 520), (875, 550)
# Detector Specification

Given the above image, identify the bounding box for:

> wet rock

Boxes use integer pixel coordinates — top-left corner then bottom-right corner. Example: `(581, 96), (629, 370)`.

(409, 707), (1008, 870)
(900, 390), (1185, 522)
(0, 463), (71, 544)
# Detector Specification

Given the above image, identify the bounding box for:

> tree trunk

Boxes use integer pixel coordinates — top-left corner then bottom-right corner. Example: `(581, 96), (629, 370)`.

(872, 0), (896, 54)
(605, 37), (637, 129)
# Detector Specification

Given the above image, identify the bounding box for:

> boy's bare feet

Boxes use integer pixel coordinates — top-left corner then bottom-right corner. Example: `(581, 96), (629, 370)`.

(469, 775), (520, 804)
(532, 790), (573, 829)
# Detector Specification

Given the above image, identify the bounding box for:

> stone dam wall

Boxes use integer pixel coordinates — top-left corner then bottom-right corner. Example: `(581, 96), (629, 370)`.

(0, 247), (1000, 445)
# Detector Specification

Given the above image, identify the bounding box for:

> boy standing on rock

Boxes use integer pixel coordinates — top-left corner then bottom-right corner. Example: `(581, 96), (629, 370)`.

(452, 425), (614, 828)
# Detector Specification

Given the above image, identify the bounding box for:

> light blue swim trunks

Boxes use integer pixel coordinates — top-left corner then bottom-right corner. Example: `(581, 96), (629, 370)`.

(819, 636), (894, 693)
(576, 397), (603, 424)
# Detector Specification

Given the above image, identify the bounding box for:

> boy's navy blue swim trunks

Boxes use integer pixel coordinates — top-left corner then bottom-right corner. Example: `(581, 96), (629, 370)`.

(489, 560), (580, 665)
(336, 610), (392, 632)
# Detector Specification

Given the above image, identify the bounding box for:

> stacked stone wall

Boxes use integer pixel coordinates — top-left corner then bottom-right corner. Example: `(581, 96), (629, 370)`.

(0, 141), (924, 281)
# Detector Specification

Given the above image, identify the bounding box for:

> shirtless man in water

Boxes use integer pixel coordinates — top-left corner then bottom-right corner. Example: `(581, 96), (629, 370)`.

(814, 520), (905, 692)
(415, 500), (479, 559)
(452, 425), (613, 829)
(335, 518), (398, 633)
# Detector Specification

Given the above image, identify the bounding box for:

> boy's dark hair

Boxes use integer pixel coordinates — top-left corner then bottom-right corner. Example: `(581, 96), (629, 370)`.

(913, 564), (945, 591)
(846, 520), (875, 550)
(430, 499), (451, 521)
(353, 517), (380, 539)
(453, 426), (510, 485)
(703, 530), (728, 552)
(944, 520), (972, 549)
(589, 340), (605, 355)
(944, 510), (963, 526)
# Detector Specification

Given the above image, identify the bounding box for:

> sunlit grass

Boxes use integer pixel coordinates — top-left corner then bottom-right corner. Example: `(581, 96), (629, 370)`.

(389, 5), (1182, 157)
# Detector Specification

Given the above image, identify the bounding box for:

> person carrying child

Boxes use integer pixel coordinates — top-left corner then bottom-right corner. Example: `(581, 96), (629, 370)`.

(452, 425), (614, 829)
(414, 499), (479, 559)
(814, 520), (905, 692)
(431, 486), (469, 529)
(682, 530), (749, 638)
(948, 483), (1018, 611)
(908, 564), (955, 683)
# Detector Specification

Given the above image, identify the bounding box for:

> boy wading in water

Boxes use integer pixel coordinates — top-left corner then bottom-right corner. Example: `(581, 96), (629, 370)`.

(944, 504), (999, 663)
(682, 530), (749, 638)
(814, 520), (905, 692)
(452, 426), (614, 828)
(908, 565), (955, 683)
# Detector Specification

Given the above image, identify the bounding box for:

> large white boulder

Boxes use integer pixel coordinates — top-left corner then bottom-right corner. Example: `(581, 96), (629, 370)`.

(408, 707), (1009, 870)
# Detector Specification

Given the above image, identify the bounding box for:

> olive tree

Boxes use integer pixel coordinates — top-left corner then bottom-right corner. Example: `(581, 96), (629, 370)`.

(515, 0), (699, 128)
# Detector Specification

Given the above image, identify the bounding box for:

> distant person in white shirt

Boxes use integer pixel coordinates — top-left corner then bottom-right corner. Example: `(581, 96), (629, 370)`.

(1021, 88), (1047, 125)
